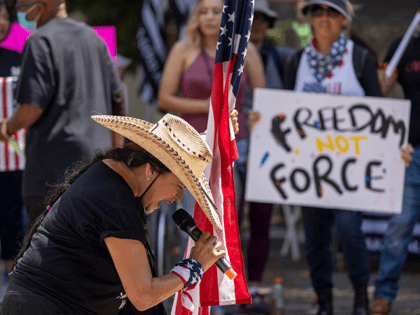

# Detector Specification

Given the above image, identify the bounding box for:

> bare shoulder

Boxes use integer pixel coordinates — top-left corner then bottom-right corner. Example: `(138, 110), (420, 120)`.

(168, 40), (201, 73)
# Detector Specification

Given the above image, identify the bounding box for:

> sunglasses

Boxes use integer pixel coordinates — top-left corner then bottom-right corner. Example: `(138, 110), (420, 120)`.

(253, 12), (270, 23)
(309, 5), (340, 18)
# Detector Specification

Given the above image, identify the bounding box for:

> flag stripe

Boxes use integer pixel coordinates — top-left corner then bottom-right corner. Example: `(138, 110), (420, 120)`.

(0, 77), (25, 172)
(2, 77), (9, 172)
(172, 0), (254, 313)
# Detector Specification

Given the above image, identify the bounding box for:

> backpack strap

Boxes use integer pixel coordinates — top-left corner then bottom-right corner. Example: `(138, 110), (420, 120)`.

(284, 49), (304, 90)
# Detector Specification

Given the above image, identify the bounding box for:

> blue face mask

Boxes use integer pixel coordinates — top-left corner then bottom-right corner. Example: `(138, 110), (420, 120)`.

(17, 4), (39, 31)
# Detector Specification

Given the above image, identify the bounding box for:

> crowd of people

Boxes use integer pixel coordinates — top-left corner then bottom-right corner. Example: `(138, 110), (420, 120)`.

(0, 0), (418, 314)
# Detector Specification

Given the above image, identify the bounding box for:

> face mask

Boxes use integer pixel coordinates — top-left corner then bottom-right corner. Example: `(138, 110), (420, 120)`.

(17, 3), (39, 31)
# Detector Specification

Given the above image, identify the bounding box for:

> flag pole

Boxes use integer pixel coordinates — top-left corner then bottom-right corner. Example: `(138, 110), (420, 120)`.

(385, 4), (420, 78)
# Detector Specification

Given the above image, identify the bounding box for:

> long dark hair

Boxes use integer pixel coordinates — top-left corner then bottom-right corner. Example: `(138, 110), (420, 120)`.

(13, 143), (170, 268)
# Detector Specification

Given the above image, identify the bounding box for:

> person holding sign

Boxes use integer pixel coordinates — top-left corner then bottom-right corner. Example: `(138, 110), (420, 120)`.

(283, 1), (382, 314)
(371, 25), (420, 315)
(0, 114), (227, 315)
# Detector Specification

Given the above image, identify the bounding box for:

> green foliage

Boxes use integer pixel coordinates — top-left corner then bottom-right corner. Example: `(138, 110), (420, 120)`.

(67, 0), (144, 63)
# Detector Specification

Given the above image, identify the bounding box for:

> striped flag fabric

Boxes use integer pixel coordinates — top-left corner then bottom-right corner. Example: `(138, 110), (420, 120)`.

(0, 76), (25, 172)
(172, 0), (254, 314)
(135, 0), (167, 107)
(168, 0), (196, 39)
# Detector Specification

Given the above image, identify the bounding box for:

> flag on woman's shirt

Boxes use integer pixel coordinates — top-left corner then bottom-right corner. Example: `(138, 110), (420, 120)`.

(0, 77), (25, 172)
(172, 0), (254, 314)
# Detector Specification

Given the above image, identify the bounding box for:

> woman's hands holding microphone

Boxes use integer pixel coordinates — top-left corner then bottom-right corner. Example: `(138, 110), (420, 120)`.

(189, 231), (226, 272)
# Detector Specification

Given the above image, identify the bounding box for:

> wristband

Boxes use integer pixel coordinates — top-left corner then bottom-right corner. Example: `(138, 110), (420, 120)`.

(171, 258), (204, 291)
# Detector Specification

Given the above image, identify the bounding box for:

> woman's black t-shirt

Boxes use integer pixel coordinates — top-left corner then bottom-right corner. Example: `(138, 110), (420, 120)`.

(11, 161), (165, 315)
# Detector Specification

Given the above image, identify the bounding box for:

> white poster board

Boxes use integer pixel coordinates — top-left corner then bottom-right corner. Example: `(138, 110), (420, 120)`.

(245, 89), (411, 214)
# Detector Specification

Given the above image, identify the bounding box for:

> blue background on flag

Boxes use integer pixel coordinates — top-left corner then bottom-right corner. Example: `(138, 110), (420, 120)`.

(216, 0), (254, 97)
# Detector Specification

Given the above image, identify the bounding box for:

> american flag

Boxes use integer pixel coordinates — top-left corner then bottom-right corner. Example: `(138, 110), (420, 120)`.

(0, 77), (25, 172)
(172, 0), (254, 314)
(135, 0), (167, 109)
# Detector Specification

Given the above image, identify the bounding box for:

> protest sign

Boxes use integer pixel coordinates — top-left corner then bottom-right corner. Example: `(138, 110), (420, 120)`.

(245, 89), (411, 214)
(0, 23), (117, 61)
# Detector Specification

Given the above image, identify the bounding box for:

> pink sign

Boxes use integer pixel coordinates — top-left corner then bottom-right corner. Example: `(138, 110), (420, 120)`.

(0, 23), (117, 61)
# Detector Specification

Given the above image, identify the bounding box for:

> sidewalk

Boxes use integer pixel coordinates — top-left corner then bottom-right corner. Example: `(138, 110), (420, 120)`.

(212, 223), (420, 315)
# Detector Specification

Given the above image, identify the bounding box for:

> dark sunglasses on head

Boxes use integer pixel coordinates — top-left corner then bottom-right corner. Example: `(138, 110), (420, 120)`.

(309, 5), (340, 18)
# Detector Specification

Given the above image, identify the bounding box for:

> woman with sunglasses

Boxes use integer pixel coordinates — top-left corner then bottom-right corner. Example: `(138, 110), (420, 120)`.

(284, 1), (382, 315)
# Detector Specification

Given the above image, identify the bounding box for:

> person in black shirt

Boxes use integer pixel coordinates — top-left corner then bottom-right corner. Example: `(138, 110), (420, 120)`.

(0, 0), (24, 278)
(0, 114), (227, 315)
(0, 0), (126, 230)
(371, 33), (420, 315)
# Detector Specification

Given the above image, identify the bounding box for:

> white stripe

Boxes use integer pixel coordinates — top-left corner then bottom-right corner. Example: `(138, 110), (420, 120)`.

(212, 135), (236, 304)
(150, 0), (165, 27)
(233, 35), (241, 54)
(142, 2), (167, 63)
(0, 78), (5, 172)
(6, 78), (16, 171)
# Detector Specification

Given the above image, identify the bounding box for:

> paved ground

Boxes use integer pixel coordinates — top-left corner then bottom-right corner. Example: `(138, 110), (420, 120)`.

(0, 219), (418, 314)
(210, 222), (420, 315)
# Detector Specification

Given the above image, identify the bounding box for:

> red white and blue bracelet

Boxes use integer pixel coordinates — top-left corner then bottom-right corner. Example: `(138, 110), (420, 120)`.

(171, 258), (204, 291)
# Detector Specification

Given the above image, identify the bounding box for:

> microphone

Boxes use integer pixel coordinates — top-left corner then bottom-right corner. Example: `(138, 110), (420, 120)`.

(172, 209), (237, 280)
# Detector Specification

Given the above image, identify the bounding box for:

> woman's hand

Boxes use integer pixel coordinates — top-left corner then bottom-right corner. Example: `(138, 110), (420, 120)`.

(248, 110), (261, 132)
(189, 231), (226, 272)
(230, 109), (239, 134)
(400, 143), (413, 167)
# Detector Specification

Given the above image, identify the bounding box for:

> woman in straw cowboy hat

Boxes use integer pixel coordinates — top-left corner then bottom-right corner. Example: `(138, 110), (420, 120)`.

(0, 113), (237, 315)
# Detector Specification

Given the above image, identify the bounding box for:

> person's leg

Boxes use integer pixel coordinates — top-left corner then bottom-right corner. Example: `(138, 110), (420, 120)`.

(0, 171), (24, 273)
(334, 210), (370, 287)
(246, 202), (273, 285)
(373, 146), (420, 311)
(302, 207), (334, 314)
(373, 185), (420, 303)
(334, 210), (370, 314)
(301, 207), (334, 294)
(234, 139), (248, 227)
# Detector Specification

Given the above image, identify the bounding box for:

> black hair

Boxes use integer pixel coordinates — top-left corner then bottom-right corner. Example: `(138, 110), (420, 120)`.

(13, 143), (170, 269)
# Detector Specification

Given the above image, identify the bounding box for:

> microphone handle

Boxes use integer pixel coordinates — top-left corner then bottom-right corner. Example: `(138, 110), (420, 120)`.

(186, 226), (231, 273)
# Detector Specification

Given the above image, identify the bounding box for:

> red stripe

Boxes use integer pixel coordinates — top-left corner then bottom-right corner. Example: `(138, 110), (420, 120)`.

(14, 131), (19, 171)
(2, 77), (9, 171)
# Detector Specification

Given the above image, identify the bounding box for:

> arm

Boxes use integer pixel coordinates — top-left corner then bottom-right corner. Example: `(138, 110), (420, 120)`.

(377, 38), (402, 97)
(377, 68), (398, 97)
(111, 91), (126, 148)
(158, 41), (209, 114)
(0, 104), (43, 142)
(105, 231), (225, 311)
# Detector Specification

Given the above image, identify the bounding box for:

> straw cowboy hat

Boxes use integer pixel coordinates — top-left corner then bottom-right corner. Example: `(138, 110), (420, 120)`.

(92, 114), (223, 231)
